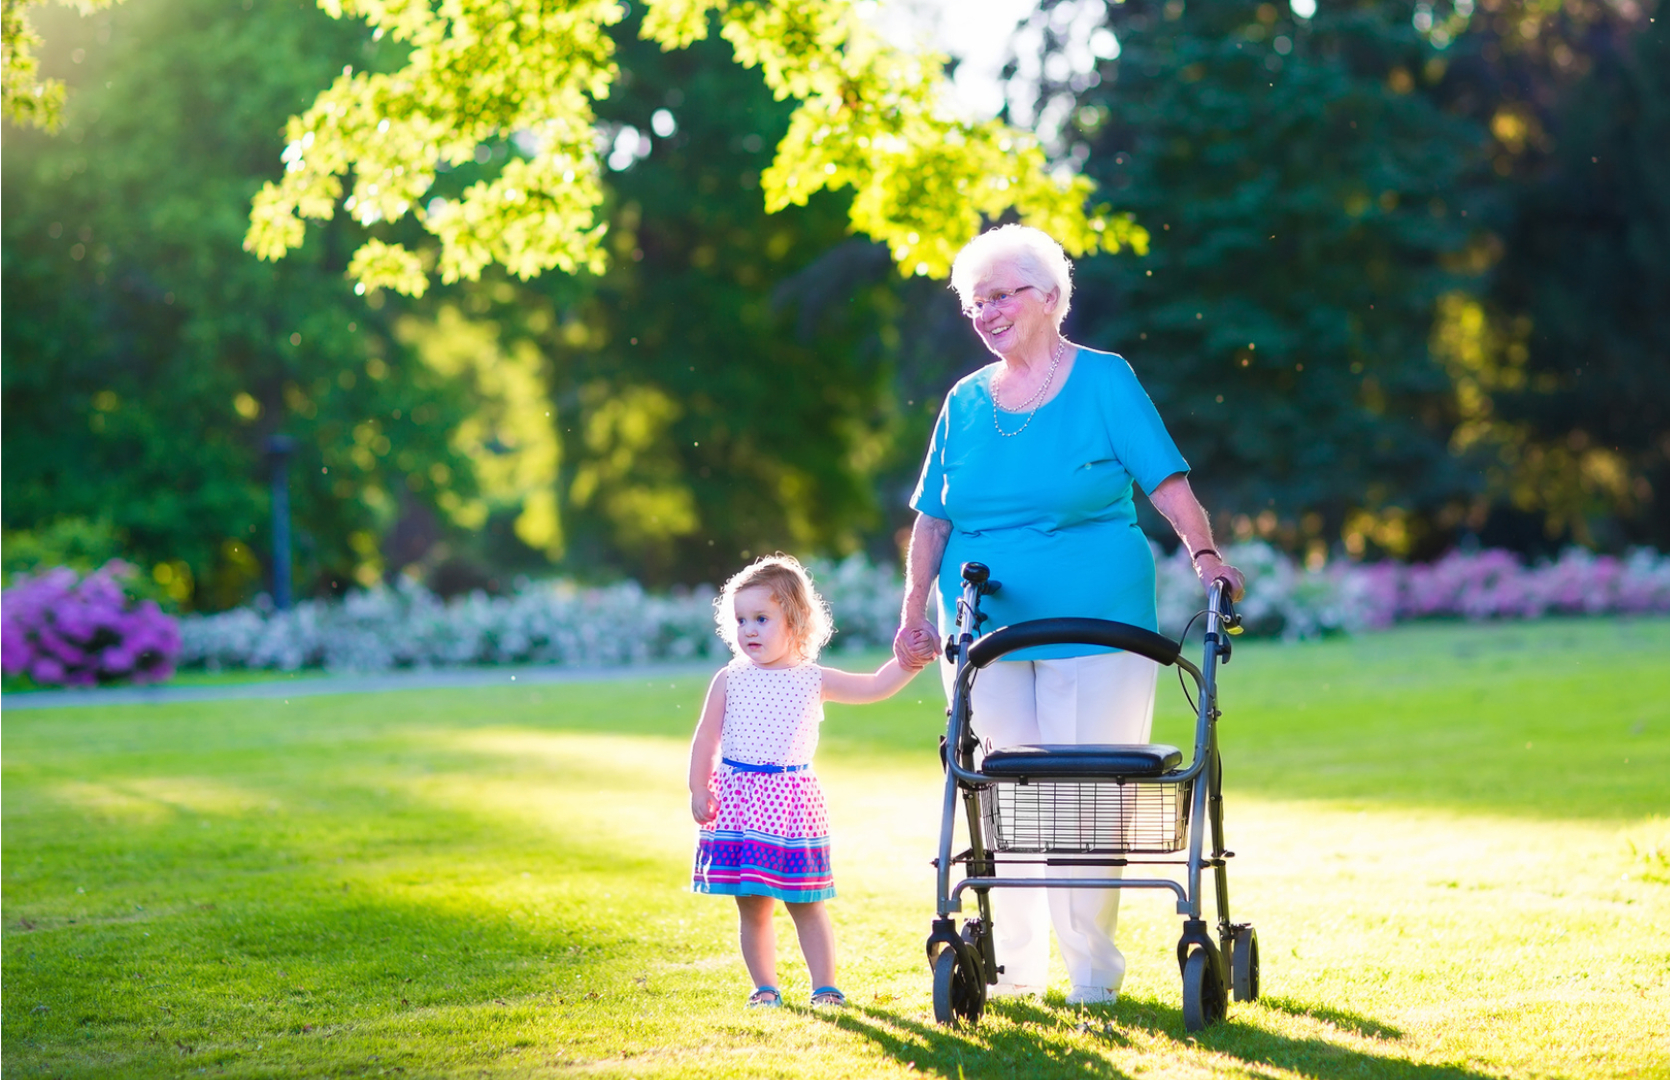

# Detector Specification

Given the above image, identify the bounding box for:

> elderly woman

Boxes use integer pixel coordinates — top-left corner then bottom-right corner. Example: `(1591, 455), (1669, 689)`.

(894, 224), (1245, 1005)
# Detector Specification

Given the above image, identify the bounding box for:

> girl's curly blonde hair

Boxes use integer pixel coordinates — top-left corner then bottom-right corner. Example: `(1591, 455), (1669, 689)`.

(715, 554), (834, 661)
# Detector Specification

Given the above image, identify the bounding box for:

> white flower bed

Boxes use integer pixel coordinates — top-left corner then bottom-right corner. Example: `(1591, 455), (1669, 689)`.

(178, 556), (902, 674)
(177, 546), (1670, 673)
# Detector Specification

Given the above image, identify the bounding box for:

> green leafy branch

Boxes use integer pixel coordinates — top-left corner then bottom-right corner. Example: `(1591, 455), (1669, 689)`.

(1, 0), (122, 131)
(245, 0), (1147, 295)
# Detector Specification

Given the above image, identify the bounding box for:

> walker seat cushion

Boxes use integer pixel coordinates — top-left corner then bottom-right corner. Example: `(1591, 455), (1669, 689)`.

(979, 744), (1183, 779)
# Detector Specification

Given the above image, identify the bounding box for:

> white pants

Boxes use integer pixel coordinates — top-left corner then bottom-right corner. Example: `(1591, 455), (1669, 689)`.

(942, 651), (1158, 994)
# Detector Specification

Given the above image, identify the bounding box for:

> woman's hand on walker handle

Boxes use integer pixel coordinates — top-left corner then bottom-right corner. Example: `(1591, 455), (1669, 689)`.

(691, 786), (719, 825)
(893, 621), (940, 670)
(1194, 552), (1246, 601)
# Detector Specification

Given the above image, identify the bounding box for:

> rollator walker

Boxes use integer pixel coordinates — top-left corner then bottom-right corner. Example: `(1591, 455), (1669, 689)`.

(925, 561), (1259, 1030)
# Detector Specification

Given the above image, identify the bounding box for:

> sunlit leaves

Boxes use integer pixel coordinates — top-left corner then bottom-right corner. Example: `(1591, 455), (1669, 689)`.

(346, 237), (429, 297)
(249, 0), (1141, 295)
(0, 0), (124, 131)
(639, 0), (725, 49)
(245, 0), (625, 294)
(699, 0), (1147, 276)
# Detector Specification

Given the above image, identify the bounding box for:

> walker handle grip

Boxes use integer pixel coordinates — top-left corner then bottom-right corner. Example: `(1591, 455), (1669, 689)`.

(965, 618), (1182, 669)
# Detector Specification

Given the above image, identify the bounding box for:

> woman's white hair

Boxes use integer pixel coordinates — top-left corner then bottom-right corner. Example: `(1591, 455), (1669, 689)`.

(949, 224), (1074, 327)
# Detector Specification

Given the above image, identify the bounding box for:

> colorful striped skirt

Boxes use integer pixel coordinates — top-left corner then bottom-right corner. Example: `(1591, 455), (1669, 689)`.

(692, 764), (834, 903)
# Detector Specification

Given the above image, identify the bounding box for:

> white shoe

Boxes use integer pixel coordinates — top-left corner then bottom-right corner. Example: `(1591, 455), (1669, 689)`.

(1066, 985), (1118, 1006)
(987, 982), (1045, 999)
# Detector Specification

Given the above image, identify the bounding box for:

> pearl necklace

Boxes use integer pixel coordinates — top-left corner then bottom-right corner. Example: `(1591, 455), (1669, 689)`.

(991, 338), (1067, 438)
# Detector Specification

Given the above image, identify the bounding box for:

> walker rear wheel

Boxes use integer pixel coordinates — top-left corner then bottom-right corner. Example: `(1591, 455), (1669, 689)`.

(1181, 948), (1227, 1032)
(1231, 926), (1260, 1003)
(932, 945), (984, 1026)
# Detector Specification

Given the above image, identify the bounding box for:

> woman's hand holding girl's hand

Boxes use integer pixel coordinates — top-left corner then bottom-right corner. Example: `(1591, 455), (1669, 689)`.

(900, 627), (938, 672)
(893, 622), (940, 670)
(691, 787), (719, 825)
(1193, 553), (1246, 601)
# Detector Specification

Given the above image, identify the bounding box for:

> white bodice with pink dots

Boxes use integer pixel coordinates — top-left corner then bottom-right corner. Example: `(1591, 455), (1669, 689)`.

(719, 658), (825, 767)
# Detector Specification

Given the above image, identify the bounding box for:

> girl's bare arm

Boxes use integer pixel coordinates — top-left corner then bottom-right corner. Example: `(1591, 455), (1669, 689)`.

(820, 658), (923, 705)
(687, 668), (728, 823)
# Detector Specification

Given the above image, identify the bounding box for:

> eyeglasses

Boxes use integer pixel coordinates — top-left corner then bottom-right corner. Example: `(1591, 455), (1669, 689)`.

(962, 285), (1036, 318)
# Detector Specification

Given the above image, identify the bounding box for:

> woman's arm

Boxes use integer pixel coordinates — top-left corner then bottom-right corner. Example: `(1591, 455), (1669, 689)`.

(821, 658), (923, 705)
(687, 668), (728, 824)
(895, 512), (951, 667)
(1148, 474), (1247, 599)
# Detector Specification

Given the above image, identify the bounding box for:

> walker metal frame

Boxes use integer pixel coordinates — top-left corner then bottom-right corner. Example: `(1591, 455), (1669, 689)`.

(925, 562), (1259, 1029)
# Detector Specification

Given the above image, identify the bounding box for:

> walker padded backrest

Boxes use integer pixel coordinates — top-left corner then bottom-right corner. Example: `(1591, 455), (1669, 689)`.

(965, 617), (1182, 669)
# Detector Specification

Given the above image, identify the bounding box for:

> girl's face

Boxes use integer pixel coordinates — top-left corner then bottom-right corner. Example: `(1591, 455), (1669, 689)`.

(733, 586), (799, 668)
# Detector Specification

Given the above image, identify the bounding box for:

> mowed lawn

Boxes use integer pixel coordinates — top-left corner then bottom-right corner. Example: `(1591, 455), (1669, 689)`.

(4, 619), (1668, 1079)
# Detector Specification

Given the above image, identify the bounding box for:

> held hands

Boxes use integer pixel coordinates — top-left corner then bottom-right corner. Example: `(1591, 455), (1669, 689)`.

(892, 621), (940, 671)
(1193, 552), (1247, 601)
(690, 786), (719, 825)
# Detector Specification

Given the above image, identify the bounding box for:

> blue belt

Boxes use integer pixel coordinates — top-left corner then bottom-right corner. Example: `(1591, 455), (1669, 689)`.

(723, 757), (810, 774)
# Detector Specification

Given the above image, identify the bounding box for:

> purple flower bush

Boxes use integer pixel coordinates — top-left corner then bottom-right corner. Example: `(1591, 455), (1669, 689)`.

(1, 562), (181, 687)
(1155, 542), (1670, 639)
(1353, 546), (1670, 628)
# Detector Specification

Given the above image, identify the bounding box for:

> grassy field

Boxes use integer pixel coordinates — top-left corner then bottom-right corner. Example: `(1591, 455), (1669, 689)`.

(4, 618), (1668, 1079)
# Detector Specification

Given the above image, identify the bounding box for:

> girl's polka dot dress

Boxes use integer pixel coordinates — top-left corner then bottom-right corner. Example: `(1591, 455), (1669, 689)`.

(692, 658), (834, 902)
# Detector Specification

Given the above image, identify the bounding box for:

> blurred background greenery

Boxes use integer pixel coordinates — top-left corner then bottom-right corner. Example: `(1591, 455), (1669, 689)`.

(4, 0), (1666, 612)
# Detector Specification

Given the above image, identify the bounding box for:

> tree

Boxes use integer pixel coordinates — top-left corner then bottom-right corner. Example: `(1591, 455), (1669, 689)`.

(1038, 0), (1488, 560)
(2, 0), (482, 608)
(242, 0), (1146, 297)
(1456, 15), (1670, 549)
(450, 9), (923, 585)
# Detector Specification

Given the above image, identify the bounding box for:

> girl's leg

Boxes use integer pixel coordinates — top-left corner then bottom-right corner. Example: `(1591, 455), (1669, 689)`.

(736, 895), (778, 989)
(784, 900), (836, 990)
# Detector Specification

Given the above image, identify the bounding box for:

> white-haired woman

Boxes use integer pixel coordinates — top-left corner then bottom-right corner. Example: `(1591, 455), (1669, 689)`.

(894, 224), (1245, 1005)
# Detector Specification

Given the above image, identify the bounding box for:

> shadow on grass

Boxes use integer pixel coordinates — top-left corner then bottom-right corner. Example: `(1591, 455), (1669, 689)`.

(1258, 994), (1404, 1040)
(813, 992), (1493, 1080)
(807, 1001), (1126, 1079)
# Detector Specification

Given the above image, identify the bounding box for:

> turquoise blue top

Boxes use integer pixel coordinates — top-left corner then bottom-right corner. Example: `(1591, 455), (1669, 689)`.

(910, 348), (1189, 659)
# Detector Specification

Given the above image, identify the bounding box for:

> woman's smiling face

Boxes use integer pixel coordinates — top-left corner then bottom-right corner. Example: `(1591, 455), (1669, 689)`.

(733, 585), (797, 667)
(969, 261), (1058, 356)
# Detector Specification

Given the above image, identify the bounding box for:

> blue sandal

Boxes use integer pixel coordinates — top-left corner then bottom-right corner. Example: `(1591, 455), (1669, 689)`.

(809, 986), (847, 1007)
(746, 986), (782, 1008)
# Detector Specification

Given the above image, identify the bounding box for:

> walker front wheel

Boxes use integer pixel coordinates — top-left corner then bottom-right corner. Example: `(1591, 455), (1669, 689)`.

(1181, 948), (1226, 1032)
(932, 945), (984, 1026)
(1231, 926), (1260, 1003)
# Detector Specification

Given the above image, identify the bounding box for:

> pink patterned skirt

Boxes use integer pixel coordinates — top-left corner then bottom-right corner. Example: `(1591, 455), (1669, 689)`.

(693, 765), (834, 903)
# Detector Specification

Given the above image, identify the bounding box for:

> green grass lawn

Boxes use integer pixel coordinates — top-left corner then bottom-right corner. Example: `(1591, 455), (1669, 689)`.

(4, 618), (1668, 1079)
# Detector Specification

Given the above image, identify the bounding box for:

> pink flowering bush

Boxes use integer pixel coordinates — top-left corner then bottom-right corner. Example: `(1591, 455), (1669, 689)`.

(1156, 542), (1670, 640)
(1356, 546), (1670, 627)
(1, 562), (180, 687)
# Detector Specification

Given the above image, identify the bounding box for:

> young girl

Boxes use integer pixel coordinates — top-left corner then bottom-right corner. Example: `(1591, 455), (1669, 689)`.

(689, 554), (927, 1008)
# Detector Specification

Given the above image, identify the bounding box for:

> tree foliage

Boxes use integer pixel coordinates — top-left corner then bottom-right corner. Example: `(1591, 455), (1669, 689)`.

(1032, 0), (1489, 559)
(2, 0), (482, 608)
(1463, 15), (1670, 548)
(7, 0), (1668, 600)
(473, 10), (921, 585)
(243, 0), (1146, 296)
(1, 0), (123, 130)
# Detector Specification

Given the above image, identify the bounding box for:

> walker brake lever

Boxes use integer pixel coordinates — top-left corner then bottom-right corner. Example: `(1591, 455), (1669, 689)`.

(1220, 590), (1244, 636)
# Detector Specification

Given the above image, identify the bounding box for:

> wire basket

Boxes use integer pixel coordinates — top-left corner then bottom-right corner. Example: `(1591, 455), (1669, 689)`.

(980, 778), (1192, 854)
